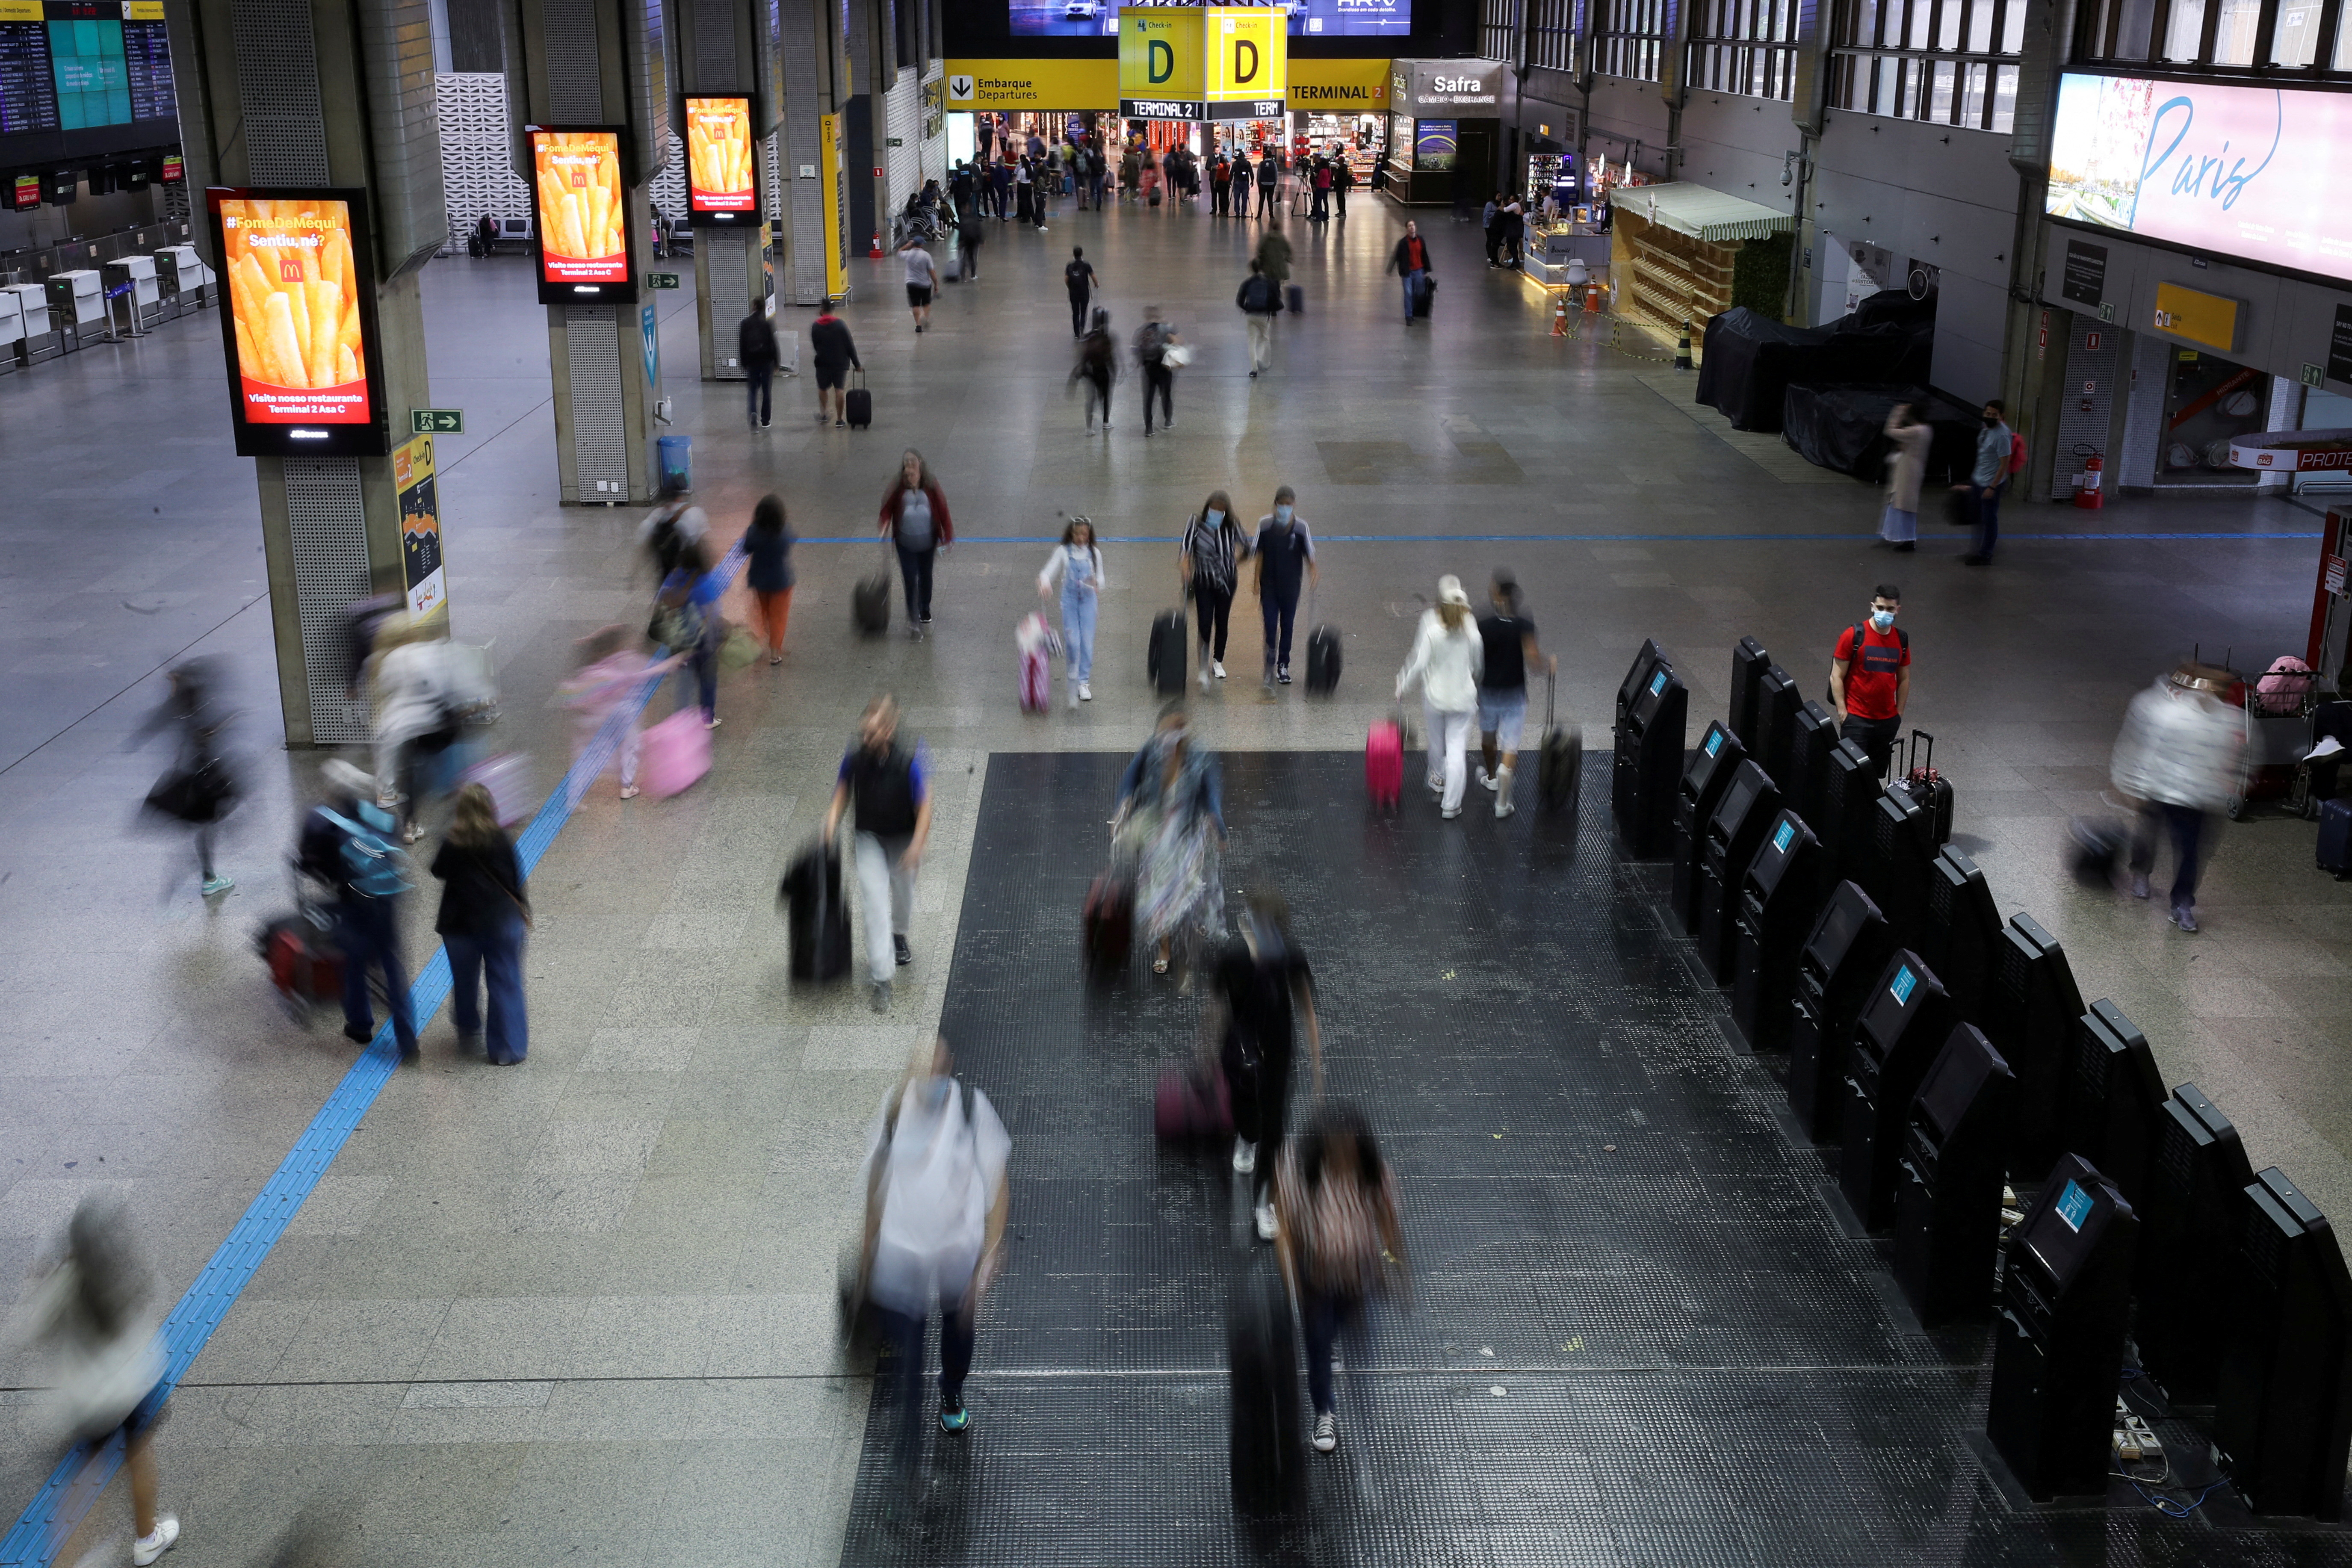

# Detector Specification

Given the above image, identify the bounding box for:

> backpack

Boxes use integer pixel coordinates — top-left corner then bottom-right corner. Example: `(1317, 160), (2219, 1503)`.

(1137, 323), (1167, 365)
(1828, 623), (1909, 704)
(2008, 430), (2027, 476)
(320, 806), (413, 898)
(737, 313), (772, 366)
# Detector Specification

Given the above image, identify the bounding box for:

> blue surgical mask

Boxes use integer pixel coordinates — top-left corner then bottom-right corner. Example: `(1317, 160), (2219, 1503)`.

(1274, 504), (1294, 525)
(1206, 509), (1223, 527)
(1870, 609), (1896, 632)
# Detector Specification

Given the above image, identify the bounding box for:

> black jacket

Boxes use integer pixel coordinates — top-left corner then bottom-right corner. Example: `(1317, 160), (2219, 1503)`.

(809, 316), (860, 373)
(738, 311), (780, 367)
(1236, 274), (1279, 315)
(431, 836), (526, 938)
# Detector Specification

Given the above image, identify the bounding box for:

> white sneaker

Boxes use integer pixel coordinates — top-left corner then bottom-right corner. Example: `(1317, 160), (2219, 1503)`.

(1254, 1201), (1276, 1240)
(1478, 768), (1499, 791)
(1312, 1413), (1338, 1453)
(1200, 667), (1212, 691)
(1078, 682), (1092, 701)
(1233, 1138), (1256, 1174)
(1212, 661), (1226, 679)
(133, 1517), (180, 1566)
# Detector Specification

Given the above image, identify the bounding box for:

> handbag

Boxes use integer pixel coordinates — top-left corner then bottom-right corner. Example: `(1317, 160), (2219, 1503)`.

(717, 622), (759, 673)
(1164, 343), (1194, 368)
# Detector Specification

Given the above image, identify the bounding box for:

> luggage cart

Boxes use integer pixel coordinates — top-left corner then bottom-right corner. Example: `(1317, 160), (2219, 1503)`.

(2227, 683), (2314, 820)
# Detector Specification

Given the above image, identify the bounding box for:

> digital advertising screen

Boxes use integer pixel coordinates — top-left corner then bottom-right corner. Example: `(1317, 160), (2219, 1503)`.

(2045, 72), (2352, 288)
(685, 95), (757, 224)
(1007, 0), (1409, 38)
(1414, 118), (1457, 170)
(529, 127), (635, 304)
(206, 188), (387, 458)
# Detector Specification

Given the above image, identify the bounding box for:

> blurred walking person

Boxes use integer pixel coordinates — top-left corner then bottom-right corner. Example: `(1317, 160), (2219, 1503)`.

(878, 449), (954, 631)
(654, 538), (724, 729)
(1217, 891), (1322, 1241)
(858, 1036), (1010, 1477)
(1134, 307), (1181, 438)
(558, 627), (684, 801)
(738, 304), (780, 427)
(745, 495), (796, 664)
(1388, 221), (1432, 326)
(2110, 662), (2246, 933)
(1253, 487), (1318, 686)
(823, 695), (933, 1012)
(1180, 491), (1247, 688)
(1396, 575), (1485, 818)
(1274, 1104), (1408, 1456)
(900, 234), (937, 334)
(810, 302), (861, 427)
(1072, 308), (1115, 434)
(1879, 402), (1930, 551)
(1254, 223), (1292, 297)
(957, 199), (986, 282)
(1474, 571), (1554, 819)
(1114, 705), (1226, 977)
(300, 761), (420, 1055)
(1064, 245), (1100, 338)
(368, 622), (459, 844)
(1038, 515), (1106, 707)
(431, 782), (530, 1064)
(1236, 258), (1280, 379)
(3, 1198), (179, 1566)
(132, 658), (239, 898)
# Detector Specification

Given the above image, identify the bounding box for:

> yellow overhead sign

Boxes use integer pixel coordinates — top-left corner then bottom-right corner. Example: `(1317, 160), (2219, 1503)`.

(2152, 281), (2243, 354)
(1205, 10), (1287, 119)
(944, 59), (1119, 113)
(1287, 57), (1392, 112)
(1120, 10), (1206, 117)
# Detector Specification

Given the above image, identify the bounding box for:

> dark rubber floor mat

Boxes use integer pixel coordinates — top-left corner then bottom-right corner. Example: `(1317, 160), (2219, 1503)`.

(839, 752), (2352, 1565)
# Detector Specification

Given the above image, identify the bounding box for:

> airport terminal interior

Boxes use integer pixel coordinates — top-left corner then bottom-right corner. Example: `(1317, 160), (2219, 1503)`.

(7, 0), (2352, 1564)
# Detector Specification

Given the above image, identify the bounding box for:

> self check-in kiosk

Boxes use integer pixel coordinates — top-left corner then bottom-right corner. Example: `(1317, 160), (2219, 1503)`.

(1919, 847), (2000, 1025)
(2214, 1167), (2352, 1519)
(1840, 951), (1959, 1233)
(1893, 1024), (2015, 1325)
(1614, 658), (1687, 860)
(1787, 880), (1890, 1143)
(1672, 721), (1745, 936)
(1698, 760), (1780, 986)
(1982, 914), (2083, 1182)
(1732, 810), (1823, 1053)
(2136, 1084), (2253, 1406)
(1729, 637), (1770, 756)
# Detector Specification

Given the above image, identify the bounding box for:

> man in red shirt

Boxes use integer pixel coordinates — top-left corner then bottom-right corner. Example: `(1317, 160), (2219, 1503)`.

(1828, 584), (1911, 777)
(1387, 222), (1432, 326)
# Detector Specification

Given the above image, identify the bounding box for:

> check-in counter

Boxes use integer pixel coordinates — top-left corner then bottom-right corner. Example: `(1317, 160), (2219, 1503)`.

(104, 255), (163, 332)
(47, 269), (104, 352)
(156, 245), (216, 313)
(0, 286), (20, 373)
(8, 282), (60, 363)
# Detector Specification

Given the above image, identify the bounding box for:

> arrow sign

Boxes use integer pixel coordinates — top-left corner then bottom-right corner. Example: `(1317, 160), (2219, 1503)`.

(410, 408), (464, 434)
(646, 272), (681, 289)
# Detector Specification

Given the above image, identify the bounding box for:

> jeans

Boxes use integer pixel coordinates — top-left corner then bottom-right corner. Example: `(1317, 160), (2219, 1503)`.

(1970, 481), (2003, 558)
(446, 915), (527, 1062)
(746, 363), (772, 425)
(1088, 175), (1105, 208)
(1840, 712), (1902, 778)
(1335, 188), (1347, 219)
(1143, 364), (1173, 432)
(897, 543), (936, 621)
(1061, 584), (1097, 683)
(1070, 293), (1089, 337)
(678, 642), (715, 721)
(1194, 584), (1232, 660)
(1424, 702), (1473, 813)
(878, 1293), (975, 1476)
(1246, 314), (1274, 372)
(1401, 268), (1426, 322)
(1256, 183), (1276, 217)
(854, 830), (916, 984)
(1221, 1034), (1291, 1208)
(2131, 801), (2210, 912)
(1311, 187), (1329, 220)
(1262, 593), (1298, 672)
(337, 895), (417, 1051)
(1301, 1289), (1364, 1416)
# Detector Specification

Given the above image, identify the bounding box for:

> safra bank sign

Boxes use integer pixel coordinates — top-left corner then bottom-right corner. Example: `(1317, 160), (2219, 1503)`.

(1394, 58), (1516, 112)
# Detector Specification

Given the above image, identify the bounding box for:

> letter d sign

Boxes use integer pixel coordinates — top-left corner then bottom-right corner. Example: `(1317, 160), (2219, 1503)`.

(1233, 39), (1258, 85)
(1149, 39), (1173, 83)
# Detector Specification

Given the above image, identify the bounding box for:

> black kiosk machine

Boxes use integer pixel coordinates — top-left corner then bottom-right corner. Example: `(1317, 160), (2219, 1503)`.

(1987, 1155), (2139, 1500)
(1980, 914), (2084, 1183)
(2056, 999), (2166, 1204)
(1858, 787), (1935, 953)
(1614, 656), (1688, 859)
(2213, 1166), (2352, 1519)
(1786, 881), (1891, 1143)
(1697, 761), (1782, 984)
(1817, 738), (1882, 898)
(1732, 810), (1823, 1053)
(1672, 721), (1747, 936)
(1919, 847), (2000, 1025)
(1781, 700), (1841, 830)
(1729, 637), (1771, 756)
(1839, 952), (1959, 1233)
(1755, 665), (1801, 786)
(2136, 1084), (2254, 1406)
(1893, 1024), (2015, 1325)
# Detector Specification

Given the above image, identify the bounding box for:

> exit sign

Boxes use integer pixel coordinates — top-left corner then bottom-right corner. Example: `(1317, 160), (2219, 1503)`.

(410, 408), (463, 434)
(646, 272), (681, 289)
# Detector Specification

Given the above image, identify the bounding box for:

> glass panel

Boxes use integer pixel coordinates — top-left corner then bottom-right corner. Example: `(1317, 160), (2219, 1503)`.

(1969, 0), (1994, 48)
(2212, 0), (2258, 59)
(2108, 0), (2152, 51)
(2003, 0), (2027, 49)
(1991, 62), (2017, 127)
(2270, 0), (2319, 60)
(2338, 2), (2352, 60)
(2162, 0), (2205, 55)
(1938, 0), (1964, 45)
(1929, 57), (1956, 117)
(1962, 59), (1988, 122)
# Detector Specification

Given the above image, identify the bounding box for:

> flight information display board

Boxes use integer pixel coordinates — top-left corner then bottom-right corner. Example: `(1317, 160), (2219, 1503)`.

(0, 0), (176, 171)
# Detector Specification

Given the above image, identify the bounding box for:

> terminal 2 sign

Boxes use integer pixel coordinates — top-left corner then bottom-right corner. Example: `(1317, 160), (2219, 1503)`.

(1120, 7), (1288, 121)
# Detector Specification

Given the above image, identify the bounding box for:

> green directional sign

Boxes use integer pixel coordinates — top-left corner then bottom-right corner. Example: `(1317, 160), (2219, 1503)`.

(410, 408), (463, 434)
(647, 272), (682, 289)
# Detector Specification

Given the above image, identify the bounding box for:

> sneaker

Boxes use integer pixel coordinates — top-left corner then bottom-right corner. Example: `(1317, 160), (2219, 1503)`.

(132, 1516), (180, 1566)
(1495, 800), (1515, 819)
(1079, 682), (1092, 701)
(1312, 1414), (1338, 1453)
(703, 715), (721, 730)
(1276, 665), (1291, 685)
(1212, 661), (1226, 679)
(769, 654), (783, 666)
(1102, 421), (1111, 431)
(940, 1398), (971, 1433)
(2171, 905), (2199, 933)
(200, 874), (235, 897)
(835, 419), (847, 428)
(400, 821), (424, 845)
(1478, 769), (1499, 791)
(1254, 1202), (1276, 1240)
(1428, 777), (1445, 795)
(871, 980), (892, 1013)
(1441, 806), (1462, 819)
(1233, 1138), (1256, 1175)
(343, 1022), (373, 1045)
(2130, 873), (2151, 899)
(1200, 667), (1212, 691)
(619, 785), (640, 800)
(894, 935), (911, 966)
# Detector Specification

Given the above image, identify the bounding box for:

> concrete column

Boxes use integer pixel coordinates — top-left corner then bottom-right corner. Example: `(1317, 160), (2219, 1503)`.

(677, 0), (774, 379)
(504, 0), (671, 504)
(167, 0), (446, 747)
(775, 0), (848, 306)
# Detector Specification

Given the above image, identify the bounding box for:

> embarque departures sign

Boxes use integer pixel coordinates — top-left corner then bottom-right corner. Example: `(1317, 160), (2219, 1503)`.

(1119, 6), (1287, 121)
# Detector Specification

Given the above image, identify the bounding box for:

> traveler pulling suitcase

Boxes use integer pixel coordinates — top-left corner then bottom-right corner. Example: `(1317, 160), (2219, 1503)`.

(1082, 869), (1133, 981)
(845, 368), (872, 429)
(1366, 717), (1403, 808)
(1536, 672), (1583, 815)
(1227, 1270), (1306, 1516)
(2320, 798), (2352, 877)
(1895, 729), (1955, 845)
(1148, 607), (1188, 696)
(778, 839), (852, 982)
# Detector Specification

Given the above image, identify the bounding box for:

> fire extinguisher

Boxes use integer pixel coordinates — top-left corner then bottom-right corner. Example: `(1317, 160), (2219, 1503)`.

(868, 231), (884, 259)
(2075, 452), (2104, 510)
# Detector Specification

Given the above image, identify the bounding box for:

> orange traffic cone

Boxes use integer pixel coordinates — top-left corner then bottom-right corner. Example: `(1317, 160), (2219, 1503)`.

(869, 231), (884, 258)
(1552, 294), (1569, 337)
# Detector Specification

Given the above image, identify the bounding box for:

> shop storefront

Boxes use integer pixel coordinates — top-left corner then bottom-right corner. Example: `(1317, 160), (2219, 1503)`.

(1287, 58), (1391, 183)
(1380, 58), (1513, 209)
(943, 60), (1120, 166)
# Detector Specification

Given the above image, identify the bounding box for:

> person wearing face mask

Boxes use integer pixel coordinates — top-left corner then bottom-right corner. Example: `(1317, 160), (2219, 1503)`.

(1182, 490), (1249, 687)
(1214, 891), (1323, 1242)
(1252, 487), (1318, 686)
(822, 695), (933, 1013)
(1960, 399), (2012, 566)
(1828, 586), (1911, 778)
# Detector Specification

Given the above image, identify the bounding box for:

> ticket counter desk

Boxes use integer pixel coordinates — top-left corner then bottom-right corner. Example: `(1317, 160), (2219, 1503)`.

(46, 269), (104, 353)
(105, 255), (163, 333)
(0, 286), (19, 373)
(156, 245), (216, 314)
(6, 282), (60, 363)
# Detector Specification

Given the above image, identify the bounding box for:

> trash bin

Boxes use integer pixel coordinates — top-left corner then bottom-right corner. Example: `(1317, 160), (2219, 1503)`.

(657, 435), (691, 493)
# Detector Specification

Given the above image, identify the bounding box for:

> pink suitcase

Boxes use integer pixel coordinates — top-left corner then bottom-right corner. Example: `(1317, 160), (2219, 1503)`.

(1154, 1062), (1232, 1141)
(639, 709), (712, 798)
(461, 752), (535, 824)
(1020, 647), (1050, 712)
(1365, 720), (1403, 808)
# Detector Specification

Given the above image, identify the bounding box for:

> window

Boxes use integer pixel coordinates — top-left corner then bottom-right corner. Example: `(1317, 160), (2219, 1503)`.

(1596, 0), (1675, 80)
(1830, 0), (2023, 130)
(1483, 0), (1522, 59)
(1687, 0), (1801, 98)
(2080, 0), (2352, 69)
(1530, 0), (1581, 69)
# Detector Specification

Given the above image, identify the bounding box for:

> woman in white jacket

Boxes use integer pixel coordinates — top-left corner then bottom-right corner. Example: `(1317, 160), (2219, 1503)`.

(1395, 575), (1484, 818)
(1037, 516), (1106, 705)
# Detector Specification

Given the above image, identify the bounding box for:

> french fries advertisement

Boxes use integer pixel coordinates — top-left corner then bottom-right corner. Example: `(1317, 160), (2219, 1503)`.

(216, 197), (371, 425)
(686, 98), (756, 215)
(532, 129), (629, 284)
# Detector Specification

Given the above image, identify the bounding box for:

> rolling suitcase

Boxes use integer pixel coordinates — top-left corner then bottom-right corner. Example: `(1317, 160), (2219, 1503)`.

(853, 546), (892, 636)
(461, 752), (535, 826)
(1083, 870), (1133, 980)
(1305, 621), (1341, 694)
(1227, 1270), (1306, 1517)
(1147, 608), (1188, 696)
(1536, 673), (1583, 814)
(778, 840), (852, 982)
(2320, 799), (2352, 877)
(1413, 273), (1435, 319)
(638, 708), (712, 798)
(1284, 283), (1304, 316)
(845, 369), (872, 429)
(1155, 1061), (1231, 1140)
(2068, 816), (2128, 887)
(1366, 718), (1403, 808)
(1896, 729), (1955, 845)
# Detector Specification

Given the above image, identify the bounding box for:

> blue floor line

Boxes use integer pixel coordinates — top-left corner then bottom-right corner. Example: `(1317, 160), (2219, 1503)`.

(789, 531), (2324, 545)
(0, 546), (742, 1568)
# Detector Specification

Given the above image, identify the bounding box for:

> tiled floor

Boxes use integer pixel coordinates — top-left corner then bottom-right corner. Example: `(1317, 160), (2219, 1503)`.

(1, 192), (2346, 1565)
